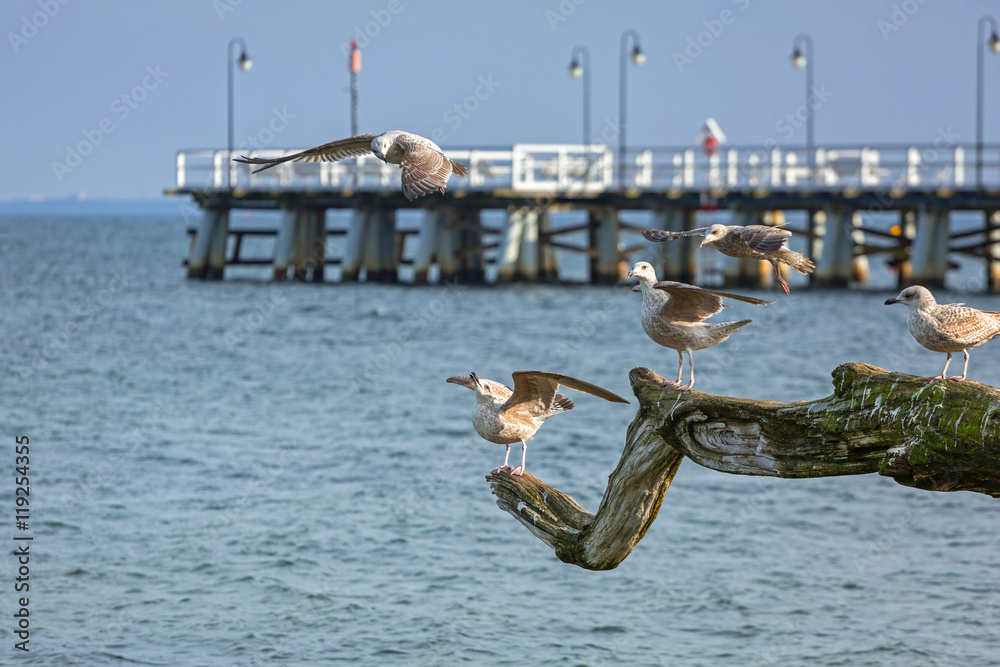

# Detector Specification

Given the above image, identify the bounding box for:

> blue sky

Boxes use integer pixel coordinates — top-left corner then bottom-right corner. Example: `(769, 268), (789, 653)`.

(4, 0), (998, 200)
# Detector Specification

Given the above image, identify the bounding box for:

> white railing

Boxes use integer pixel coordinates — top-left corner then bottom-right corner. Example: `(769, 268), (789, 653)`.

(175, 143), (1000, 194)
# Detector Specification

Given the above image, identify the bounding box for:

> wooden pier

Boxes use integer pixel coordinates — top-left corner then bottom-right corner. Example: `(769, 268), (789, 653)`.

(167, 143), (1000, 290)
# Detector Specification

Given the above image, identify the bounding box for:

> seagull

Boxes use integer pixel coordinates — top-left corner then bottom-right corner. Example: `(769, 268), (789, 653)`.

(446, 371), (629, 476)
(233, 131), (468, 201)
(629, 261), (773, 390)
(642, 224), (815, 295)
(885, 285), (1000, 382)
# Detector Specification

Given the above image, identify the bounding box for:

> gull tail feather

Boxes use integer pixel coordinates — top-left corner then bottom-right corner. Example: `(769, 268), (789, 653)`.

(777, 249), (815, 275)
(450, 161), (469, 178)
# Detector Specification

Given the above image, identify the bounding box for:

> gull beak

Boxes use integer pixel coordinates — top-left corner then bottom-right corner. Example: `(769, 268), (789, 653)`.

(470, 372), (482, 389)
(884, 298), (898, 305)
(700, 238), (711, 248)
(627, 269), (635, 278)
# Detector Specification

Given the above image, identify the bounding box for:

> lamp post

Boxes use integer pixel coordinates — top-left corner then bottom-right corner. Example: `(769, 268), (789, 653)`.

(569, 45), (591, 148)
(349, 39), (361, 136)
(790, 33), (813, 174)
(227, 36), (252, 190)
(618, 29), (646, 187)
(976, 15), (1000, 188)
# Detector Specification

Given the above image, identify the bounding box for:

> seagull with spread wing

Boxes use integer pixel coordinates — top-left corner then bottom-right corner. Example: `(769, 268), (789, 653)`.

(642, 224), (815, 294)
(446, 371), (629, 476)
(629, 262), (772, 390)
(233, 130), (468, 201)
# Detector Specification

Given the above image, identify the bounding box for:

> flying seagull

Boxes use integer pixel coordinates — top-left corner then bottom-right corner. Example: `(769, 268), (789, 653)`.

(642, 224), (815, 295)
(233, 130), (468, 201)
(446, 371), (629, 476)
(885, 285), (1000, 382)
(629, 261), (772, 390)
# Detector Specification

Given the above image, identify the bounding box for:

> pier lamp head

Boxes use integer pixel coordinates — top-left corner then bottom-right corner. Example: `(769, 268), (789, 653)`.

(791, 48), (806, 69)
(990, 31), (1000, 54)
(631, 45), (646, 66)
(569, 59), (583, 78)
(238, 51), (252, 71)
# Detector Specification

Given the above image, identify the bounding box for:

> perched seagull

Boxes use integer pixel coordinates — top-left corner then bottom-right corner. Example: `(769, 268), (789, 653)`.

(629, 262), (772, 390)
(642, 224), (815, 295)
(233, 131), (468, 201)
(446, 371), (629, 476)
(885, 285), (1000, 382)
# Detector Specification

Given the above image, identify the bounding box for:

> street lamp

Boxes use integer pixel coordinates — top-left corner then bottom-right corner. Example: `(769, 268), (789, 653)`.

(790, 33), (813, 174)
(569, 45), (591, 148)
(619, 29), (645, 187)
(976, 15), (1000, 188)
(228, 36), (252, 190)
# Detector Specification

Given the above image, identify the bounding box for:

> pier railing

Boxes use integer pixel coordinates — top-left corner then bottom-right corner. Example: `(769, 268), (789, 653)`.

(175, 143), (1000, 194)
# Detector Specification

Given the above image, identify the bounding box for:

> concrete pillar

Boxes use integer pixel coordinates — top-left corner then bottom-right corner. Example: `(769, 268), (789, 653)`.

(293, 210), (310, 281)
(518, 208), (539, 282)
(458, 208), (487, 284)
(413, 208), (441, 285)
(437, 210), (459, 283)
(497, 206), (526, 283)
(364, 208), (398, 283)
(910, 206), (949, 289)
(206, 209), (230, 280)
(589, 206), (620, 285)
(650, 208), (684, 281)
(342, 209), (368, 282)
(849, 209), (869, 285)
(537, 210), (559, 283)
(272, 209), (298, 281)
(814, 205), (855, 287)
(187, 208), (218, 279)
(987, 211), (1000, 293)
(311, 210), (327, 283)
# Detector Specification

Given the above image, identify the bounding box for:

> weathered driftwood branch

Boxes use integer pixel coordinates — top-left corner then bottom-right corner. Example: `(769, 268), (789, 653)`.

(486, 363), (1000, 570)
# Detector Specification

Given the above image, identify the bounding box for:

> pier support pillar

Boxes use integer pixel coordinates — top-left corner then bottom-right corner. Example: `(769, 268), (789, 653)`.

(653, 208), (697, 284)
(342, 209), (367, 282)
(537, 211), (559, 283)
(987, 211), (1000, 293)
(814, 206), (856, 288)
(364, 207), (398, 283)
(188, 208), (229, 280)
(310, 210), (327, 282)
(909, 206), (949, 289)
(588, 207), (621, 285)
(272, 209), (298, 280)
(497, 206), (526, 283)
(293, 209), (310, 281)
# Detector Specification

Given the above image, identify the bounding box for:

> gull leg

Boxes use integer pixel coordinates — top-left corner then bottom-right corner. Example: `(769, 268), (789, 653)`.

(928, 353), (952, 382)
(438, 187), (446, 195)
(948, 350), (970, 381)
(771, 260), (790, 295)
(509, 441), (527, 477)
(491, 444), (513, 474)
(677, 352), (696, 391)
(661, 350), (684, 387)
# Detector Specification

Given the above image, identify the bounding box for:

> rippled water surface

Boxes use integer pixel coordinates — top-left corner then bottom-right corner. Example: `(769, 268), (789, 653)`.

(1, 213), (999, 666)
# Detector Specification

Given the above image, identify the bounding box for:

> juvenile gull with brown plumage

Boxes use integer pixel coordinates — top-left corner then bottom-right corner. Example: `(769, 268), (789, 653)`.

(642, 224), (815, 294)
(885, 285), (1000, 382)
(446, 371), (629, 476)
(233, 130), (468, 201)
(629, 262), (772, 390)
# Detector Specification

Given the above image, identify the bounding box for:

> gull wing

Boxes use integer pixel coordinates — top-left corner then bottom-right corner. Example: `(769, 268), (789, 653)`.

(233, 133), (379, 173)
(652, 281), (772, 322)
(398, 140), (454, 200)
(505, 371), (629, 417)
(737, 225), (792, 253)
(642, 227), (710, 243)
